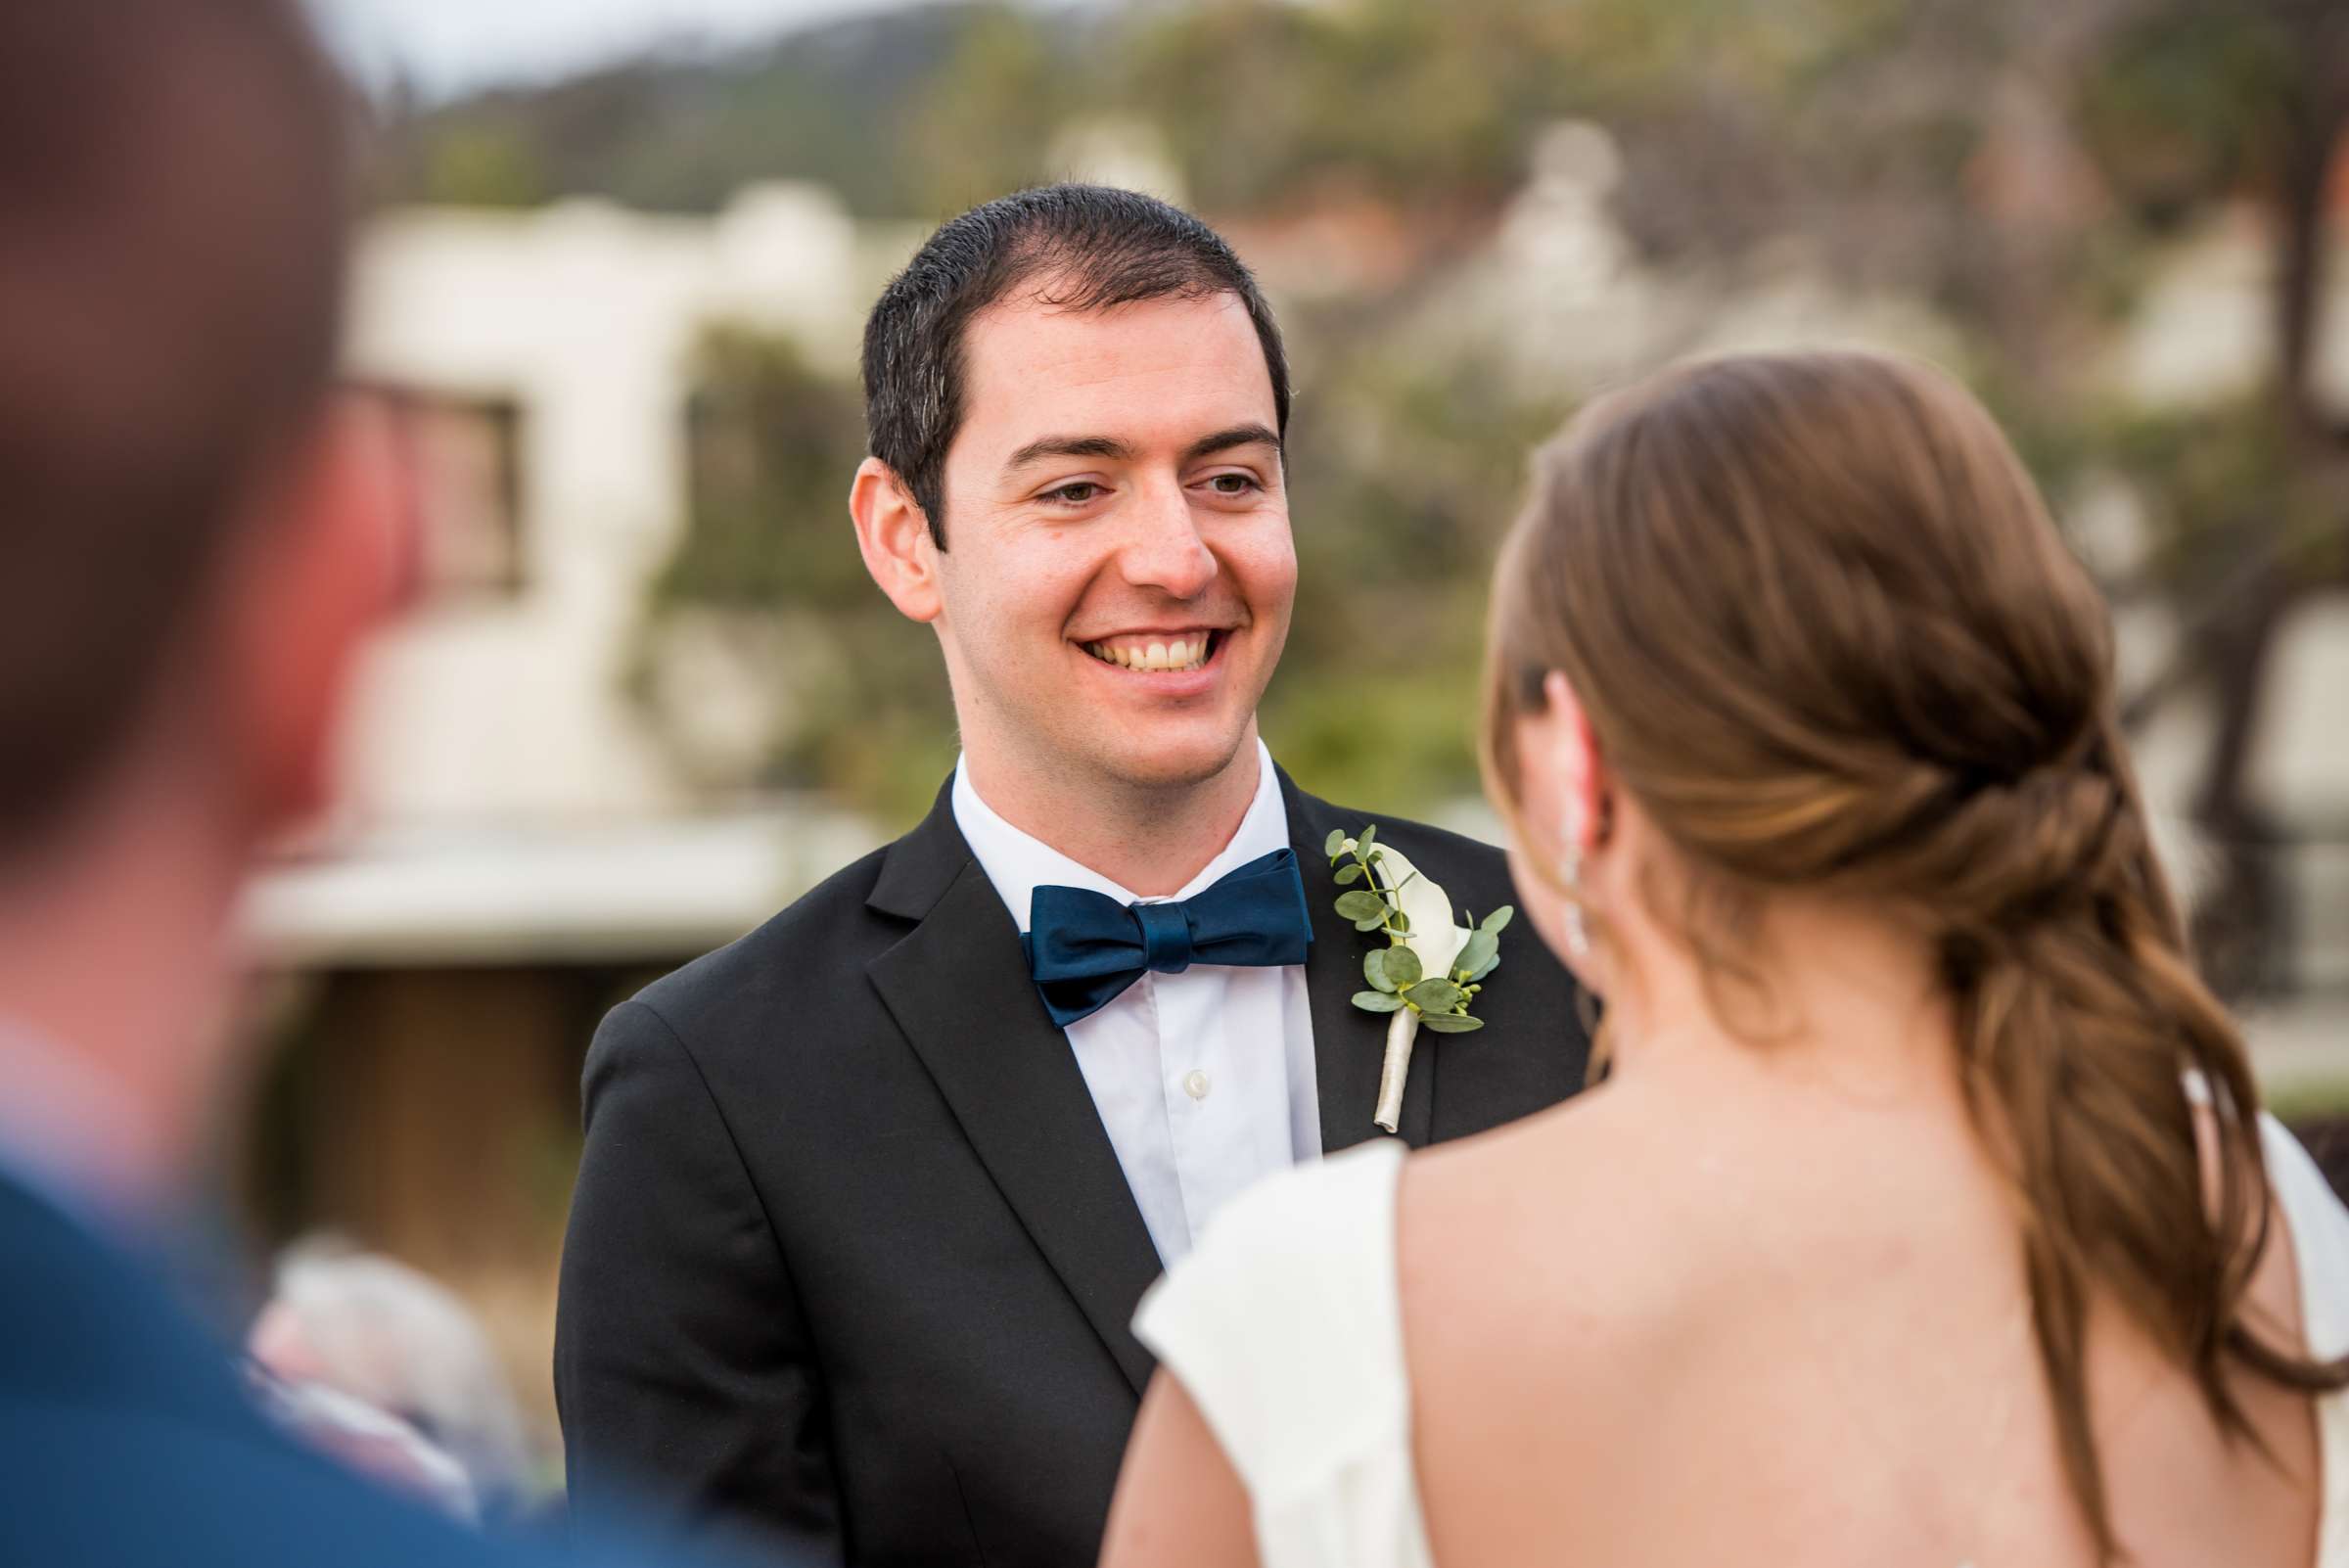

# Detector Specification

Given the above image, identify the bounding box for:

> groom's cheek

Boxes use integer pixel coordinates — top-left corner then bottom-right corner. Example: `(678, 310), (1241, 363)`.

(1247, 526), (1299, 653)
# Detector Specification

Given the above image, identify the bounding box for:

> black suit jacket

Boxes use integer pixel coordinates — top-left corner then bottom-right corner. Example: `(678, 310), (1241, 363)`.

(555, 770), (1589, 1567)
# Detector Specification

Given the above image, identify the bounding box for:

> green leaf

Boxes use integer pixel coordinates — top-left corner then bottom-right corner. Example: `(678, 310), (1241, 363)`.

(1352, 990), (1406, 1013)
(1405, 978), (1464, 1013)
(1335, 890), (1388, 924)
(1461, 951), (1501, 985)
(1380, 944), (1422, 990)
(1363, 949), (1397, 992)
(1335, 862), (1365, 885)
(1418, 1011), (1485, 1034)
(1358, 823), (1378, 852)
(1392, 910), (1409, 934)
(1480, 905), (1515, 936)
(1355, 915), (1389, 933)
(1451, 930), (1498, 982)
(1324, 828), (1347, 860)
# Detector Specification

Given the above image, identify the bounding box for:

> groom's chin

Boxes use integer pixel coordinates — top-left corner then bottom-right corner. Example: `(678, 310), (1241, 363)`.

(1092, 728), (1257, 795)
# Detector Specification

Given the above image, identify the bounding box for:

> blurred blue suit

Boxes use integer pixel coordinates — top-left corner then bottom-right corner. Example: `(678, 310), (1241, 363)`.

(0, 1169), (576, 1568)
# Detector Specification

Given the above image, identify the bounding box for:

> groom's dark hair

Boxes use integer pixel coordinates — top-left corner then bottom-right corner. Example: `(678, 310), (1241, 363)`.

(0, 0), (349, 855)
(860, 184), (1290, 549)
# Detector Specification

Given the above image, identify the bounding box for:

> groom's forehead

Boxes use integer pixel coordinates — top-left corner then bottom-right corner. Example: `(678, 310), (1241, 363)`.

(953, 292), (1277, 448)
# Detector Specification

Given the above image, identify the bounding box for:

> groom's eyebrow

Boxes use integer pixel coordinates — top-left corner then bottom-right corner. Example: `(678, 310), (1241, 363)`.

(1182, 423), (1282, 463)
(1002, 435), (1134, 474)
(999, 423), (1282, 477)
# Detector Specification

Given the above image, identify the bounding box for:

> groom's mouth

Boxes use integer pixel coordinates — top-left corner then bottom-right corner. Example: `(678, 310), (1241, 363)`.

(1077, 629), (1227, 675)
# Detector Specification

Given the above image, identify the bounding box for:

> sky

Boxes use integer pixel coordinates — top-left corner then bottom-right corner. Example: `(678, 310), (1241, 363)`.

(310, 0), (909, 98)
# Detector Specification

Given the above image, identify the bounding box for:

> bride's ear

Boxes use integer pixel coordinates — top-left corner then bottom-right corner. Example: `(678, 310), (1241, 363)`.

(1542, 670), (1609, 854)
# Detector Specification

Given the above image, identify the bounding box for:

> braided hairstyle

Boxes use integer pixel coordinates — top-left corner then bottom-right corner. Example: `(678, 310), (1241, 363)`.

(1479, 349), (2346, 1558)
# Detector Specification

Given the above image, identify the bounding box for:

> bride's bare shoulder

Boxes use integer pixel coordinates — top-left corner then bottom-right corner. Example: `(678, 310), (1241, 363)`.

(1397, 1083), (1720, 1360)
(1389, 1079), (1738, 1495)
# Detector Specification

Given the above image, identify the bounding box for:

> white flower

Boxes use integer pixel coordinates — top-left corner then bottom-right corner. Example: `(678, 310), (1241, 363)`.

(1371, 842), (1472, 986)
(1365, 843), (1472, 1134)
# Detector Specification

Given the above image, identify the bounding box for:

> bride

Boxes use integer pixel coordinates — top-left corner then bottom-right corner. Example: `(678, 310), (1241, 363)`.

(1098, 349), (2349, 1567)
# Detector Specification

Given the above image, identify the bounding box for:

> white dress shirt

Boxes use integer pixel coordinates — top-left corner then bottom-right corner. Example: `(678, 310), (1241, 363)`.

(953, 740), (1321, 1266)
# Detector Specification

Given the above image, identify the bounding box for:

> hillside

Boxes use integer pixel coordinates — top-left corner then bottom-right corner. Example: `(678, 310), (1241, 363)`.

(372, 2), (1075, 217)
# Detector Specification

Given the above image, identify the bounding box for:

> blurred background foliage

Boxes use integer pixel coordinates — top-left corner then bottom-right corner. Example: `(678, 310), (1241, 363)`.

(383, 0), (2348, 988)
(628, 329), (959, 823)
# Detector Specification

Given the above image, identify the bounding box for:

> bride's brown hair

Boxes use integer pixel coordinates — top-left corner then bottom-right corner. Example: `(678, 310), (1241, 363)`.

(1480, 349), (2347, 1558)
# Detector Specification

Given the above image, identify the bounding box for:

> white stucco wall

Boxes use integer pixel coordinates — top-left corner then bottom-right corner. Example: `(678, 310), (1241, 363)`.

(336, 185), (866, 830)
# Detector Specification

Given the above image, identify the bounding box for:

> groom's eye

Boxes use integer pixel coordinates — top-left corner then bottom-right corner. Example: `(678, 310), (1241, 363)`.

(1039, 482), (1104, 506)
(1203, 473), (1262, 497)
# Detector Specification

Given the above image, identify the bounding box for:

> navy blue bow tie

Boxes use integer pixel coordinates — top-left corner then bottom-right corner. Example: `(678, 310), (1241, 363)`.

(1021, 848), (1314, 1028)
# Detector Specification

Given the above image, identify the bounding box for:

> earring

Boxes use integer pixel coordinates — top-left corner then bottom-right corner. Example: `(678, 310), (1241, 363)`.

(1559, 840), (1591, 959)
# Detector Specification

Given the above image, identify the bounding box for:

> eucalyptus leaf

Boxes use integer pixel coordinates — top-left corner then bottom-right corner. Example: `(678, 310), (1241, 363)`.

(1335, 890), (1388, 923)
(1324, 828), (1347, 860)
(1380, 944), (1423, 990)
(1336, 862), (1365, 885)
(1363, 949), (1397, 992)
(1392, 910), (1409, 934)
(1418, 1011), (1485, 1034)
(1480, 905), (1515, 935)
(1359, 823), (1378, 851)
(1352, 990), (1406, 1013)
(1462, 952), (1501, 985)
(1355, 915), (1389, 933)
(1405, 978), (1464, 1013)
(1451, 930), (1498, 982)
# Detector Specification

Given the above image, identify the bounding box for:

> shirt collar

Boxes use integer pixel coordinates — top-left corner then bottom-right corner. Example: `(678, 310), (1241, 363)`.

(952, 739), (1288, 933)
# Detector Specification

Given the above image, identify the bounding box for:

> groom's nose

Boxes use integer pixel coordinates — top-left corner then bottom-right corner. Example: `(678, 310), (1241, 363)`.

(1117, 478), (1218, 600)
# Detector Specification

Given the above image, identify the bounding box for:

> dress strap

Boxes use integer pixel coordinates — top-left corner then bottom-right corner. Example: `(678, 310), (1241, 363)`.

(2255, 1114), (2349, 1564)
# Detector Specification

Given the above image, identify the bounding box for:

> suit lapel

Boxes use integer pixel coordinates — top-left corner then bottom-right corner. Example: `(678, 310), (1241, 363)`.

(865, 787), (1163, 1396)
(1281, 773), (1437, 1153)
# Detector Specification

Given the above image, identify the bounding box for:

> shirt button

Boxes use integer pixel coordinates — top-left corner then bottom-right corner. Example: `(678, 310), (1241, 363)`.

(1184, 1070), (1211, 1101)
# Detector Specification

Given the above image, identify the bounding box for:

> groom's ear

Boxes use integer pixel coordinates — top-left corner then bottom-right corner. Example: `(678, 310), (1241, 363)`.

(850, 457), (944, 624)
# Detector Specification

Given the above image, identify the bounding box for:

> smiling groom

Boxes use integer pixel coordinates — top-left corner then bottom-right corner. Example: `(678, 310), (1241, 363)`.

(555, 186), (1590, 1568)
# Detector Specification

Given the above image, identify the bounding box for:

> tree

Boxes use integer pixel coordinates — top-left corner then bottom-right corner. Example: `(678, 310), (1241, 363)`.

(2075, 0), (2349, 992)
(628, 328), (959, 826)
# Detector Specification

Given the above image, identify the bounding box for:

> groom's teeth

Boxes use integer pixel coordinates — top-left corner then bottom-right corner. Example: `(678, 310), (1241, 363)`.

(1082, 635), (1214, 671)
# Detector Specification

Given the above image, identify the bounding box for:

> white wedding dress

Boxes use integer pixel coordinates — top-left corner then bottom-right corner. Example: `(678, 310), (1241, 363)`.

(1134, 1120), (2349, 1568)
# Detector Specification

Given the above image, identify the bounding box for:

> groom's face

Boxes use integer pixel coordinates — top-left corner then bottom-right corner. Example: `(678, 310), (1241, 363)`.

(928, 287), (1295, 792)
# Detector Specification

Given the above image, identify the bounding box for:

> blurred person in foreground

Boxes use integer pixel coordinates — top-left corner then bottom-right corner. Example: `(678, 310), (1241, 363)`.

(0, 6), (742, 1566)
(1101, 350), (2349, 1568)
(250, 1237), (537, 1521)
(556, 185), (1589, 1566)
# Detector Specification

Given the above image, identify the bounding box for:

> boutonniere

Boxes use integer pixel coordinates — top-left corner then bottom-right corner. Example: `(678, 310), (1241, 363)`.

(1325, 824), (1512, 1133)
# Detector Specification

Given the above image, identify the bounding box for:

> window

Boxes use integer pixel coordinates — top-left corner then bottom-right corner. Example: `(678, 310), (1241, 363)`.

(355, 385), (527, 601)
